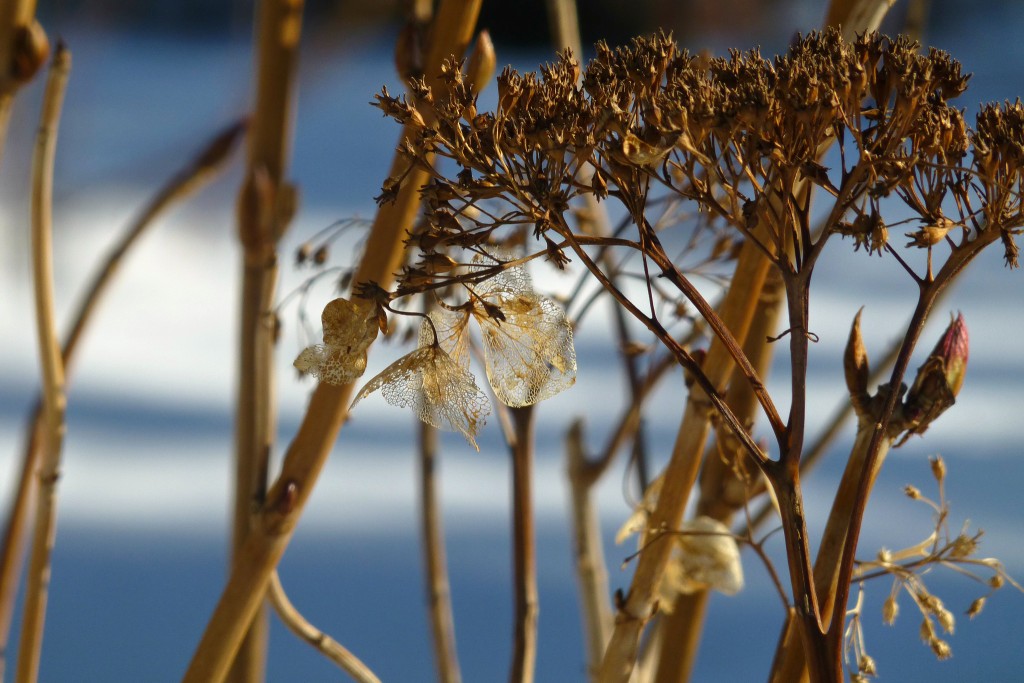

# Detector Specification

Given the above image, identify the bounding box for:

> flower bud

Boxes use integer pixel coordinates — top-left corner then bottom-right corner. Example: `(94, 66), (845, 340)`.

(902, 313), (969, 438)
(844, 309), (870, 415)
(933, 312), (969, 397)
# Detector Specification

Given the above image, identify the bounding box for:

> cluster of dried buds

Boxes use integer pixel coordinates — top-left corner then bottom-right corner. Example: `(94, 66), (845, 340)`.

(374, 28), (1023, 283)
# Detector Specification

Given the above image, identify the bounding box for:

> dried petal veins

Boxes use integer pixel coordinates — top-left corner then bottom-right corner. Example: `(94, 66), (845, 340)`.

(352, 343), (491, 450)
(293, 297), (380, 385)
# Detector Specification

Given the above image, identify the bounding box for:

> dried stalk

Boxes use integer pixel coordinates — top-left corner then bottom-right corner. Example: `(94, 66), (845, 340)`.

(0, 120), (244, 678)
(824, 0), (897, 38)
(182, 3), (482, 681)
(418, 419), (462, 683)
(597, 237), (772, 683)
(229, 1), (304, 680)
(769, 427), (893, 683)
(267, 571), (381, 683)
(565, 420), (613, 681)
(14, 43), (69, 683)
(651, 269), (784, 683)
(648, 4), (903, 677)
(0, 0), (47, 165)
(508, 406), (538, 683)
(544, 0), (581, 60)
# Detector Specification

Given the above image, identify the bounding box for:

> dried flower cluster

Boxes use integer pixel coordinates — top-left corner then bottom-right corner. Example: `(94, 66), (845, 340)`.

(852, 456), (1022, 666)
(294, 250), (576, 448)
(375, 28), (1024, 288)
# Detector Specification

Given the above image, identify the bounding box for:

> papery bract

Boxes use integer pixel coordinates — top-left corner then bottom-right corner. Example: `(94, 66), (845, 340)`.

(293, 297), (380, 385)
(352, 336), (491, 450)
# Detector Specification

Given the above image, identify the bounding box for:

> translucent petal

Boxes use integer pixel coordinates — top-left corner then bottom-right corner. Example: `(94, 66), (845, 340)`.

(294, 344), (368, 385)
(476, 292), (576, 407)
(419, 309), (473, 370)
(667, 516), (744, 597)
(293, 297), (379, 386)
(615, 475), (662, 545)
(468, 251), (576, 407)
(321, 297), (379, 353)
(352, 345), (491, 450)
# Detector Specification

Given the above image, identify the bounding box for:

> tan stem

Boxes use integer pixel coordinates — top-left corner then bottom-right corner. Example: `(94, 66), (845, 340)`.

(229, 1), (305, 680)
(0, 120), (244, 679)
(597, 237), (771, 683)
(508, 406), (538, 683)
(544, 0), (581, 59)
(824, 0), (897, 38)
(652, 269), (784, 683)
(267, 571), (382, 683)
(566, 421), (613, 681)
(419, 420), (462, 683)
(15, 44), (69, 683)
(182, 4), (481, 681)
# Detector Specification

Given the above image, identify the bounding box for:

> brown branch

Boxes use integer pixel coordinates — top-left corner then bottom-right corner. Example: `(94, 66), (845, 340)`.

(14, 43), (69, 683)
(508, 406), (538, 683)
(181, 3), (483, 681)
(418, 419), (462, 683)
(652, 268), (784, 683)
(229, 1), (305, 680)
(267, 571), (382, 683)
(596, 237), (773, 683)
(565, 420), (613, 681)
(0, 119), (244, 679)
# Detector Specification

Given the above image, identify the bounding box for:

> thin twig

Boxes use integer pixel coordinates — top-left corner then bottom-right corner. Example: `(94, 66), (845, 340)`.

(0, 119), (245, 678)
(596, 236), (772, 683)
(182, 4), (483, 681)
(652, 268), (784, 683)
(267, 571), (382, 683)
(229, 0), (305, 680)
(14, 43), (70, 683)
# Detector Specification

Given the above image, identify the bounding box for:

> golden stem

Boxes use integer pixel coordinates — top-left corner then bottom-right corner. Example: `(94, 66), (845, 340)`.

(0, 120), (244, 679)
(15, 43), (69, 683)
(508, 406), (538, 683)
(267, 571), (382, 682)
(182, 4), (482, 681)
(229, 0), (305, 680)
(598, 238), (772, 683)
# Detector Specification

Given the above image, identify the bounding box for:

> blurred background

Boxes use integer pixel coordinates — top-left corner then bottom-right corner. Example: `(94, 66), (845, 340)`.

(1, 1), (1023, 681)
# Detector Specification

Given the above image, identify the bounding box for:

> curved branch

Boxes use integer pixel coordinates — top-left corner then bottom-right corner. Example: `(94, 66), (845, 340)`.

(267, 571), (382, 683)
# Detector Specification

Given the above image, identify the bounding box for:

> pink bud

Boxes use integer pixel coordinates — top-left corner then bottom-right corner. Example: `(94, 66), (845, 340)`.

(931, 312), (969, 397)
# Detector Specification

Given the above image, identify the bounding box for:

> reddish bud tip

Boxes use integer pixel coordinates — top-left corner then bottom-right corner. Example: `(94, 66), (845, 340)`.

(932, 312), (969, 397)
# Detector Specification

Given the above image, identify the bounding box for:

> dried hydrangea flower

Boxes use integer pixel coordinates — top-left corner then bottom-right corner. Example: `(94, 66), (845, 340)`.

(663, 516), (745, 599)
(351, 320), (491, 450)
(616, 486), (743, 605)
(293, 297), (380, 385)
(469, 252), (576, 407)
